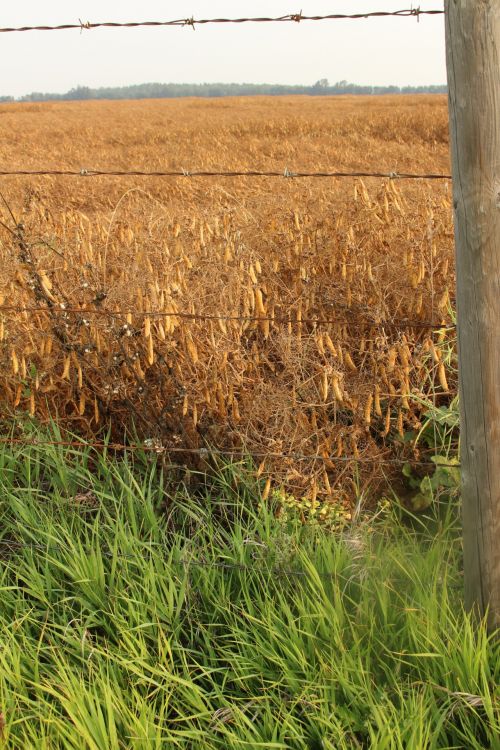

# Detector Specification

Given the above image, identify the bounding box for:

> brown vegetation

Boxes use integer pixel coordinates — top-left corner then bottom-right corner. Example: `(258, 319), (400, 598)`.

(0, 95), (455, 508)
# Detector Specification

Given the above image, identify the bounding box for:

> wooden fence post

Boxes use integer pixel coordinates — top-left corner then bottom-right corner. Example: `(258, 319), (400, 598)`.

(444, 0), (500, 632)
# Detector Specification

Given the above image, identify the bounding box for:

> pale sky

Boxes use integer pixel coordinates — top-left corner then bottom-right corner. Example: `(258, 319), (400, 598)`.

(1, 1), (446, 98)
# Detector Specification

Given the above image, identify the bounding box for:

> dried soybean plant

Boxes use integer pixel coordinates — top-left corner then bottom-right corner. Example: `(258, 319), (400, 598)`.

(0, 179), (455, 506)
(0, 96), (456, 508)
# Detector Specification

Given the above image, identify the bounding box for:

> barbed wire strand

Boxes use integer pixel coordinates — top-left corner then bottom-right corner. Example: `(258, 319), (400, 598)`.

(0, 10), (445, 35)
(0, 538), (348, 580)
(0, 168), (452, 180)
(0, 436), (459, 469)
(0, 305), (456, 331)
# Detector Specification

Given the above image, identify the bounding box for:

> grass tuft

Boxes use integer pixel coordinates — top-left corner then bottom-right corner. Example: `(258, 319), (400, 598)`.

(0, 433), (497, 749)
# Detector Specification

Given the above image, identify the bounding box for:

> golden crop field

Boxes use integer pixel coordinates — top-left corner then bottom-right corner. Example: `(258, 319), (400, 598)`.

(0, 95), (455, 511)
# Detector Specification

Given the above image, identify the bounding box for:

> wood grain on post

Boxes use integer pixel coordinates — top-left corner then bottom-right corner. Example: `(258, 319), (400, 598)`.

(445, 0), (500, 632)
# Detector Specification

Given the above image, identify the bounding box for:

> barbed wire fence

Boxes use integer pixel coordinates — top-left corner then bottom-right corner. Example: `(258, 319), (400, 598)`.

(0, 6), (457, 524)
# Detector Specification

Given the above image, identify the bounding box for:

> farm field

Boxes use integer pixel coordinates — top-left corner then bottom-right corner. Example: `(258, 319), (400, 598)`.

(0, 95), (455, 508)
(1, 96), (498, 750)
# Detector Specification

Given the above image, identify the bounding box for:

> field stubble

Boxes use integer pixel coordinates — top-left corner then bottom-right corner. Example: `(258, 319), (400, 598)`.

(0, 95), (455, 509)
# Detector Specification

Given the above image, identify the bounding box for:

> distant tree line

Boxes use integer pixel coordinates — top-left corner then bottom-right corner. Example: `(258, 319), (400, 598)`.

(1, 80), (447, 103)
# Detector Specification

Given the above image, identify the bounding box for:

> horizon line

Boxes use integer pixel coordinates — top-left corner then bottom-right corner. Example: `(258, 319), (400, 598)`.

(1, 80), (448, 103)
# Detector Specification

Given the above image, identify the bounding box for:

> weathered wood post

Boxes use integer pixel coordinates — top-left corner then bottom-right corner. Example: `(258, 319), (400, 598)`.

(444, 0), (500, 632)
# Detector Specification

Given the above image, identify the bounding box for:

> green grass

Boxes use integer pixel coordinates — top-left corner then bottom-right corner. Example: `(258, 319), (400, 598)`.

(0, 433), (498, 749)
